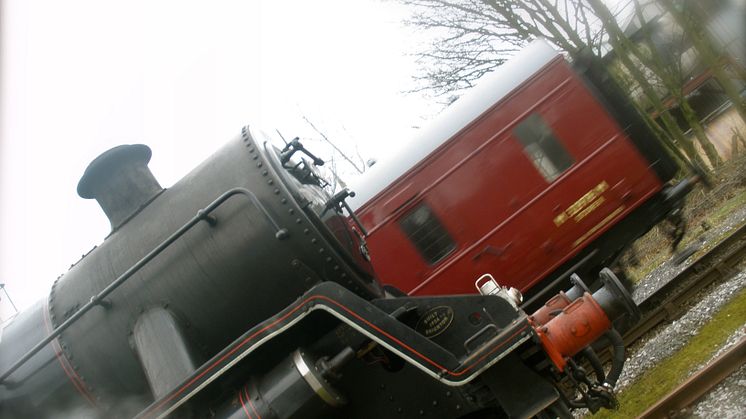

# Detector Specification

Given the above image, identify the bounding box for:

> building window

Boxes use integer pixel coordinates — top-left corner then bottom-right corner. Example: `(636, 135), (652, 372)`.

(399, 203), (456, 265)
(513, 113), (573, 182)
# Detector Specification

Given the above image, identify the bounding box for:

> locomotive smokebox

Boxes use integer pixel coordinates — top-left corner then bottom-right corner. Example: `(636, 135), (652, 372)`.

(77, 144), (163, 230)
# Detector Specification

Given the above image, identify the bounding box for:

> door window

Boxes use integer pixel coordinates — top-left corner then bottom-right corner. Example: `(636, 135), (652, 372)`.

(399, 203), (456, 265)
(513, 113), (573, 182)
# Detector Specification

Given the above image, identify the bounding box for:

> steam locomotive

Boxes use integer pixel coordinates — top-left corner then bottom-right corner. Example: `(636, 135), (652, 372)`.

(1, 123), (638, 418)
(348, 40), (694, 309)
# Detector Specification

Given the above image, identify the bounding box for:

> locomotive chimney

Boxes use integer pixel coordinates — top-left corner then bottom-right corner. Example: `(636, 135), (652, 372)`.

(77, 144), (163, 231)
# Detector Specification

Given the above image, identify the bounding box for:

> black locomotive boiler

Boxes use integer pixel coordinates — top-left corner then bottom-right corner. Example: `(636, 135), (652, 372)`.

(1, 127), (639, 418)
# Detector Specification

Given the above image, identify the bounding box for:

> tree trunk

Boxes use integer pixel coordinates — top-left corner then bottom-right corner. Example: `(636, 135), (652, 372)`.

(678, 97), (722, 167)
(634, 100), (690, 168)
(610, 64), (691, 168)
(659, 0), (746, 126)
(586, 0), (707, 170)
(484, 1), (579, 53)
(535, 0), (588, 51)
(628, 0), (721, 168)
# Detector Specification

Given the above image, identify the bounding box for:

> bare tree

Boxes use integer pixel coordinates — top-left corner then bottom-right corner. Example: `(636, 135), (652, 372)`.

(402, 0), (705, 169)
(401, 0), (609, 96)
(302, 115), (366, 175)
(627, 0), (722, 167)
(584, 0), (708, 167)
(401, 0), (526, 96)
(295, 115), (372, 194)
(398, 0), (746, 170)
(659, 0), (746, 125)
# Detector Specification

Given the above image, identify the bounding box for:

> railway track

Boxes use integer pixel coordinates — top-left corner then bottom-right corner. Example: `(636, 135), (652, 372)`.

(637, 336), (746, 419)
(624, 221), (746, 347)
(577, 222), (746, 416)
(590, 221), (746, 369)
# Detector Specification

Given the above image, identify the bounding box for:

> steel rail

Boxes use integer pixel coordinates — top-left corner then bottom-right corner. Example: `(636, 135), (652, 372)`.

(638, 336), (746, 419)
(591, 222), (746, 367)
(624, 222), (746, 347)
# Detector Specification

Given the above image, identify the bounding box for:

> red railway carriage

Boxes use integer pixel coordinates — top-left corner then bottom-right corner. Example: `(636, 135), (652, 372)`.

(348, 40), (690, 308)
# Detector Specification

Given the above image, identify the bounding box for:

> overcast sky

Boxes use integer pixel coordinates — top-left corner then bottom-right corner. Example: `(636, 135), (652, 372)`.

(0, 0), (443, 319)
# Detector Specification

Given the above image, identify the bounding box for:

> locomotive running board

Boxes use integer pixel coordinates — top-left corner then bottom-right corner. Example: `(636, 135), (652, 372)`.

(135, 281), (532, 418)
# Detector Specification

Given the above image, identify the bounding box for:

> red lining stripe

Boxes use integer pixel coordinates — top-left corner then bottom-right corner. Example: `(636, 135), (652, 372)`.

(142, 293), (528, 417)
(42, 301), (97, 407)
(244, 386), (261, 419)
(238, 387), (253, 419)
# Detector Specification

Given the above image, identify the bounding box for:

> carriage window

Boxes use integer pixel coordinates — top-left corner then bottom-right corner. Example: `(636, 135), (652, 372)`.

(399, 203), (456, 265)
(513, 114), (573, 182)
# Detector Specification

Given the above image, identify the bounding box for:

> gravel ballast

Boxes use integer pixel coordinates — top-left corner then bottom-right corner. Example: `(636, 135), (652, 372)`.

(578, 202), (746, 417)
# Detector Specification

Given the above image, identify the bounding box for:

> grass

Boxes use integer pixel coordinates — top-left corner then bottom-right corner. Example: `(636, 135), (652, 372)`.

(707, 189), (746, 228)
(590, 121), (746, 417)
(686, 216), (746, 264)
(591, 152), (746, 417)
(626, 154), (746, 282)
(592, 286), (746, 418)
